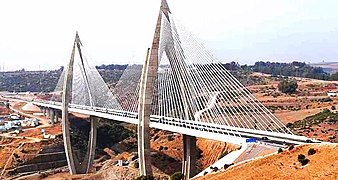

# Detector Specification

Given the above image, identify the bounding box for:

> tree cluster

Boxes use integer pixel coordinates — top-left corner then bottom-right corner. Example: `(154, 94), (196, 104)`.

(278, 79), (298, 94)
(251, 61), (330, 80)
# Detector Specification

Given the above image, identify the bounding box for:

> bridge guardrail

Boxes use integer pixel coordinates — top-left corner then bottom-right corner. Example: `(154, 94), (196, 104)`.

(32, 100), (318, 145)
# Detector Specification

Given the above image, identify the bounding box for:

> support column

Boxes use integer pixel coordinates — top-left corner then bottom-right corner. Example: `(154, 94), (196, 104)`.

(50, 109), (55, 126)
(46, 108), (50, 118)
(54, 110), (60, 123)
(41, 107), (46, 116)
(182, 135), (197, 179)
(85, 116), (98, 173)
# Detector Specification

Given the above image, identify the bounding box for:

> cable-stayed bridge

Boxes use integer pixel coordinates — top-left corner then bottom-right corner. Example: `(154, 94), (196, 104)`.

(27, 0), (316, 179)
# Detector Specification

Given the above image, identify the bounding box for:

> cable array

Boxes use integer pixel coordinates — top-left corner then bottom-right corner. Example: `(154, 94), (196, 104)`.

(50, 38), (121, 110)
(153, 12), (292, 134)
(113, 64), (143, 112)
(49, 13), (292, 136)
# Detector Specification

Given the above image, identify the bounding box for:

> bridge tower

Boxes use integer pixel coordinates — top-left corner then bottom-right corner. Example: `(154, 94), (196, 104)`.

(61, 32), (98, 174)
(138, 0), (197, 178)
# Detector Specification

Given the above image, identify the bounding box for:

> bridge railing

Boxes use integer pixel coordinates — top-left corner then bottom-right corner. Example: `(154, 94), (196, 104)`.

(32, 99), (318, 145)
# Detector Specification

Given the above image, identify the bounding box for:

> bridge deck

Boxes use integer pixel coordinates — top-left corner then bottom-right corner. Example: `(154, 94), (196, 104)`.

(32, 101), (316, 145)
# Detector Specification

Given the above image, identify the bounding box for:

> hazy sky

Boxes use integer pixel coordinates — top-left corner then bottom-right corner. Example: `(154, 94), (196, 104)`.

(1, 0), (338, 71)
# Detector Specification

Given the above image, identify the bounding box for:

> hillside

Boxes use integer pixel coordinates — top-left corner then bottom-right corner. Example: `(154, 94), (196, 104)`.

(0, 68), (124, 92)
(312, 62), (338, 74)
(196, 144), (338, 180)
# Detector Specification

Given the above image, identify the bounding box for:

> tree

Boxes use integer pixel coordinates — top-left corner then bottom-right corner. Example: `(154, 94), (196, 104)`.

(298, 154), (309, 166)
(308, 148), (316, 155)
(331, 106), (336, 110)
(278, 79), (298, 94)
(170, 172), (184, 180)
(330, 72), (338, 80)
(134, 175), (154, 180)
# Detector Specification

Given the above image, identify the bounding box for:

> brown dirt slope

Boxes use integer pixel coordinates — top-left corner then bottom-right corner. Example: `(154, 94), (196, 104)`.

(197, 138), (238, 169)
(196, 144), (338, 180)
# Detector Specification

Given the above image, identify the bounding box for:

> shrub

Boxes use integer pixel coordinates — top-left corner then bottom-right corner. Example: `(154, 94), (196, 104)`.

(134, 175), (154, 180)
(223, 163), (234, 170)
(299, 158), (310, 166)
(159, 146), (164, 151)
(278, 79), (298, 94)
(170, 172), (184, 180)
(297, 154), (310, 166)
(286, 123), (293, 128)
(278, 148), (283, 153)
(210, 166), (219, 172)
(288, 145), (294, 150)
(298, 154), (306, 161)
(167, 135), (174, 141)
(308, 148), (316, 155)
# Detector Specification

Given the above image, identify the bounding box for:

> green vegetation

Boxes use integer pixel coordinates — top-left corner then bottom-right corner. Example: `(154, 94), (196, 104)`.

(210, 166), (219, 172)
(134, 175), (154, 180)
(297, 154), (310, 166)
(71, 118), (133, 156)
(170, 172), (183, 180)
(223, 163), (234, 170)
(288, 145), (295, 151)
(96, 64), (127, 70)
(308, 148), (316, 155)
(0, 69), (62, 92)
(222, 62), (265, 86)
(278, 148), (283, 153)
(329, 71), (338, 80)
(2, 61), (338, 93)
(0, 65), (125, 92)
(251, 61), (329, 80)
(224, 61), (338, 83)
(167, 135), (174, 141)
(291, 109), (338, 129)
(278, 79), (298, 94)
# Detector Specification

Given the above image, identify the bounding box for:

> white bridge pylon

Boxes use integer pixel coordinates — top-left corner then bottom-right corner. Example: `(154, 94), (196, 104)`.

(59, 32), (123, 174)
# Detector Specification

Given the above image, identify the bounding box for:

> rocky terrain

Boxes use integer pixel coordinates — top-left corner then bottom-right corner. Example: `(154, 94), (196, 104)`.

(196, 144), (338, 180)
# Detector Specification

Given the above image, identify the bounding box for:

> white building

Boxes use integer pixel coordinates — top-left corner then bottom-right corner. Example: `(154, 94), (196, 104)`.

(328, 91), (338, 97)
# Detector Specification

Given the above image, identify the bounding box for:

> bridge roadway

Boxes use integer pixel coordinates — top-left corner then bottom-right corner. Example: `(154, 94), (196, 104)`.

(32, 100), (314, 146)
